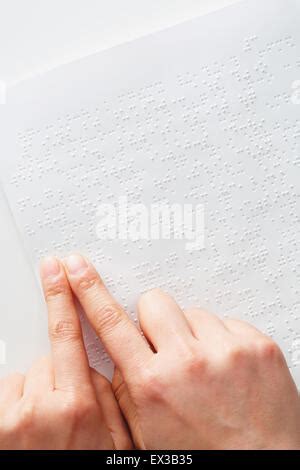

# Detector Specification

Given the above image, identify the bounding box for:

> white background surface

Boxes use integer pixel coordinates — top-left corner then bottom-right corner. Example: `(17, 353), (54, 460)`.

(0, 0), (239, 375)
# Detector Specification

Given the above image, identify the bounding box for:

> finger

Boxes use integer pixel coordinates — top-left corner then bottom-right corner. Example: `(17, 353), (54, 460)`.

(64, 254), (152, 376)
(23, 356), (53, 396)
(90, 369), (133, 450)
(40, 256), (92, 391)
(184, 308), (229, 341)
(138, 289), (194, 352)
(224, 317), (267, 341)
(112, 369), (143, 449)
(0, 373), (24, 406)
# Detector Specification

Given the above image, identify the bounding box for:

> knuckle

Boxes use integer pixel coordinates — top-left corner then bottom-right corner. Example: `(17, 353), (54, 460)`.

(76, 271), (100, 294)
(60, 400), (78, 421)
(221, 339), (285, 371)
(93, 303), (124, 334)
(256, 338), (283, 361)
(61, 396), (95, 422)
(227, 344), (250, 367)
(185, 354), (207, 377)
(48, 319), (80, 343)
(44, 279), (69, 301)
(135, 369), (166, 403)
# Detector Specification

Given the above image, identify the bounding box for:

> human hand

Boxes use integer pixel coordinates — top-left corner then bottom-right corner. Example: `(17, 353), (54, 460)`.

(0, 257), (132, 450)
(64, 254), (300, 450)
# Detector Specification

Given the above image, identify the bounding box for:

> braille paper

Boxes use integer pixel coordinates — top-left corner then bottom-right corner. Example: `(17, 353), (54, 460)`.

(0, 0), (299, 384)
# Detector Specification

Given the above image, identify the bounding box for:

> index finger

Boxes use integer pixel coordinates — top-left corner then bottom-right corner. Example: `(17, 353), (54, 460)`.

(63, 254), (152, 376)
(40, 256), (92, 391)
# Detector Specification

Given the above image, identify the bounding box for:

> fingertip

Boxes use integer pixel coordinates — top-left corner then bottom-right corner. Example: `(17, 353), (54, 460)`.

(63, 253), (104, 295)
(40, 256), (71, 303)
(63, 253), (90, 276)
(40, 256), (61, 280)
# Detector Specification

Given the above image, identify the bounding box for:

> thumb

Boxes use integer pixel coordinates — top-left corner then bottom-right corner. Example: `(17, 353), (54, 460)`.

(112, 368), (146, 449)
(90, 368), (133, 449)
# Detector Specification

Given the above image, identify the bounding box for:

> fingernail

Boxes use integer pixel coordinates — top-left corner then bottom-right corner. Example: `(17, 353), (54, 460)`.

(40, 256), (60, 278)
(64, 254), (88, 275)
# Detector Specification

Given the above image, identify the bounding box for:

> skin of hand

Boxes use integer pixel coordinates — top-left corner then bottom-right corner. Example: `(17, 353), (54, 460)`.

(62, 254), (300, 450)
(0, 257), (132, 450)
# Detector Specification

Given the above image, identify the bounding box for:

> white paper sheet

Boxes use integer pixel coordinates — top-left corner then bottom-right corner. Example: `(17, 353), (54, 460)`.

(0, 0), (299, 384)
